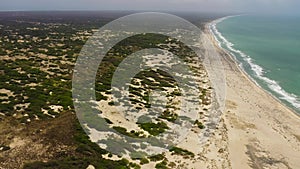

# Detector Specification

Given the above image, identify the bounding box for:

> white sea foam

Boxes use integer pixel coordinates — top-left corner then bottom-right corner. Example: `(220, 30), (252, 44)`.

(209, 17), (300, 110)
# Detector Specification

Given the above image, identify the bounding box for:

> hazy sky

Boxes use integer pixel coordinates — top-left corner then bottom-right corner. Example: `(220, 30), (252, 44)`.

(1, 0), (300, 14)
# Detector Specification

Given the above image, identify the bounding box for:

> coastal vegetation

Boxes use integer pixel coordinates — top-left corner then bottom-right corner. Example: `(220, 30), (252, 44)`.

(0, 12), (212, 168)
(169, 146), (195, 158)
(137, 122), (169, 136)
(194, 119), (205, 129)
(113, 126), (146, 138)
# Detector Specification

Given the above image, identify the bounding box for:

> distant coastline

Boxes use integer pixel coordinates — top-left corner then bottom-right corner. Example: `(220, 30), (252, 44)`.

(208, 15), (300, 115)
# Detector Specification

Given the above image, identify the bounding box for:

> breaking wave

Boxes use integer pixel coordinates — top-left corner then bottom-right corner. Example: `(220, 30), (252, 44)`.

(209, 16), (300, 110)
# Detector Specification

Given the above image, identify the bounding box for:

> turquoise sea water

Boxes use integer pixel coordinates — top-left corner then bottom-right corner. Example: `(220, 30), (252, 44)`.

(210, 15), (300, 113)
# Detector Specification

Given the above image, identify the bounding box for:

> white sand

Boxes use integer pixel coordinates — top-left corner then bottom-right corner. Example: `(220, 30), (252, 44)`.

(205, 23), (300, 169)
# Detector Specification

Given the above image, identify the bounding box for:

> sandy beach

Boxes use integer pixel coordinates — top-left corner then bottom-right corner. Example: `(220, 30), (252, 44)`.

(1, 13), (299, 169)
(205, 21), (300, 169)
(101, 21), (300, 169)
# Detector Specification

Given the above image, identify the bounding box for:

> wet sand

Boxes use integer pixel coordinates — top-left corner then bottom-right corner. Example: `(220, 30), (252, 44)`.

(205, 22), (300, 169)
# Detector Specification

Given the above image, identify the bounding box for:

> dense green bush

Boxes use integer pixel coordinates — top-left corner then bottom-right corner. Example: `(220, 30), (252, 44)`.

(138, 122), (169, 136)
(149, 154), (165, 162)
(169, 147), (194, 157)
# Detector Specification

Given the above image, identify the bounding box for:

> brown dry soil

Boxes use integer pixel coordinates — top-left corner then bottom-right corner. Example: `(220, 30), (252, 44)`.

(0, 112), (76, 168)
(0, 112), (135, 169)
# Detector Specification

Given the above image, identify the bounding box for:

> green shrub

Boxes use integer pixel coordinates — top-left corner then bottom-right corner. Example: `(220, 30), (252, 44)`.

(140, 158), (149, 165)
(159, 110), (178, 122)
(194, 120), (205, 129)
(113, 126), (145, 138)
(169, 147), (194, 157)
(155, 160), (169, 169)
(138, 122), (168, 136)
(149, 154), (165, 162)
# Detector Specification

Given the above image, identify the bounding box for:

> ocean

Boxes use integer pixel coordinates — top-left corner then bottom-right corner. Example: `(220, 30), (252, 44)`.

(209, 15), (300, 114)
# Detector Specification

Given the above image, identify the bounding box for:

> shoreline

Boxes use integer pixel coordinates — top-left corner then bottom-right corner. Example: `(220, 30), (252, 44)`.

(204, 19), (300, 168)
(206, 16), (300, 117)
